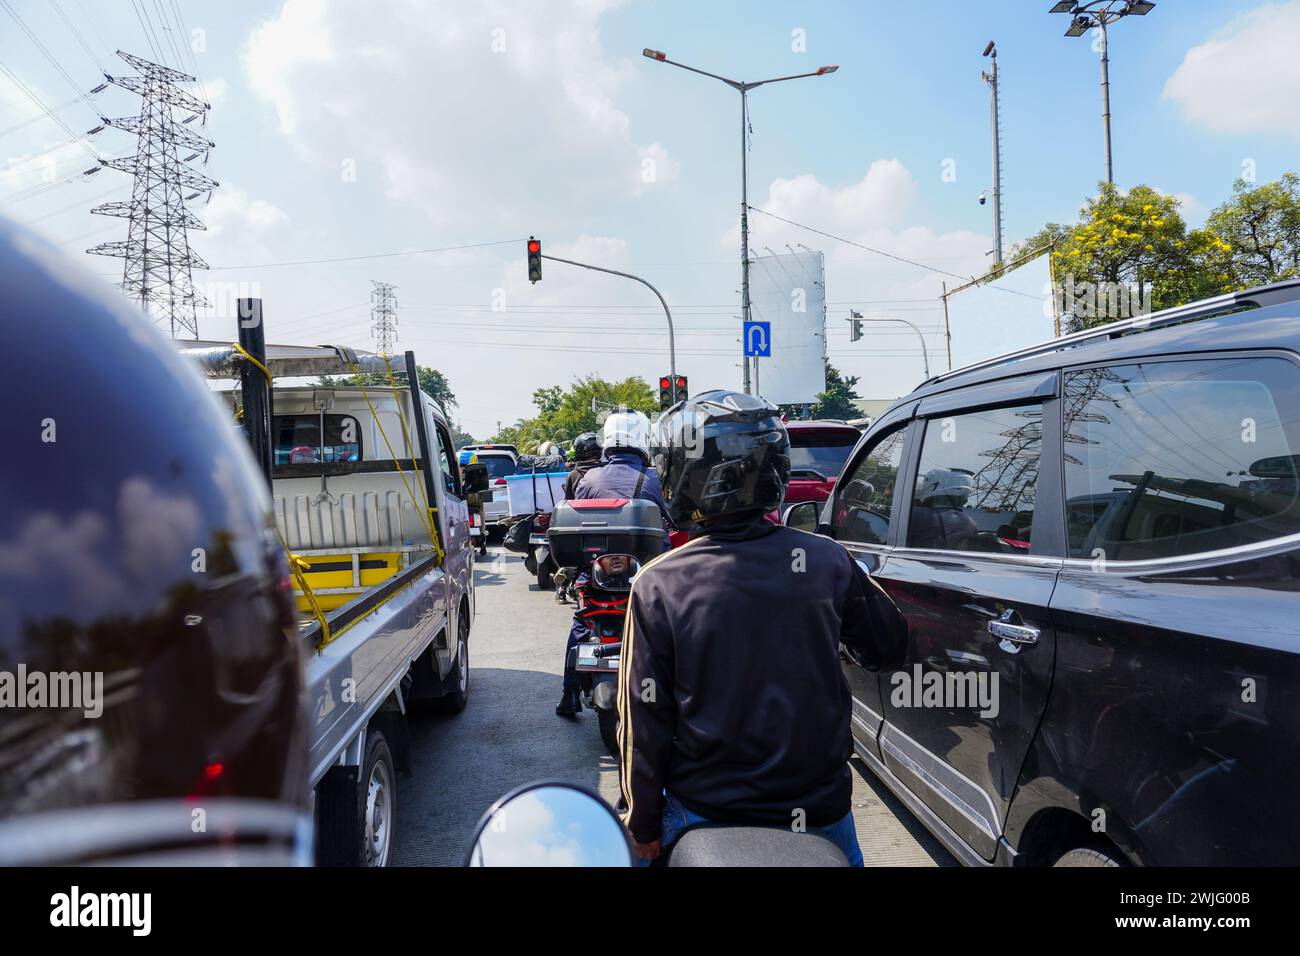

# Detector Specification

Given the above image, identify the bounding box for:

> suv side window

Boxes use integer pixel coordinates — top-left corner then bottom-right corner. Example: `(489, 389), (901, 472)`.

(1063, 357), (1300, 561)
(831, 427), (906, 545)
(906, 404), (1043, 554)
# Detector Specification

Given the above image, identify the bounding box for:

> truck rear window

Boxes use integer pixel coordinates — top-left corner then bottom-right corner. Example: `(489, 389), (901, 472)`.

(273, 414), (363, 465)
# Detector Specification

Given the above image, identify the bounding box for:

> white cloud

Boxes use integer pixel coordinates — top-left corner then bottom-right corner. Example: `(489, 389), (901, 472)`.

(204, 185), (289, 236)
(241, 0), (676, 229)
(1164, 2), (1300, 141)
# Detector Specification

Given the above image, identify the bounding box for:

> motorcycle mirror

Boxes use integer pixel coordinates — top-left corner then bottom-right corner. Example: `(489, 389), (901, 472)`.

(465, 782), (633, 867)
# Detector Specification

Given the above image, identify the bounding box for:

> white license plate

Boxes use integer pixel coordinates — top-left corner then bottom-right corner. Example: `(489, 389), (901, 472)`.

(575, 643), (619, 672)
(470, 527), (481, 537)
(529, 534), (548, 545)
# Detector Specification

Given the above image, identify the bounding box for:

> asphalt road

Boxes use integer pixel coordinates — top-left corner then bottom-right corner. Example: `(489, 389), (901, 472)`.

(394, 544), (954, 867)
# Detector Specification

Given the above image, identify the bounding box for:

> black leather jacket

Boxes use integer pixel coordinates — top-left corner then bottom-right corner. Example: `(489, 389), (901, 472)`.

(615, 517), (906, 843)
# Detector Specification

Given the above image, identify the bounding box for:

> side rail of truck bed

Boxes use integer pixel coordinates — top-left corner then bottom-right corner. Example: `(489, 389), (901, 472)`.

(301, 551), (447, 788)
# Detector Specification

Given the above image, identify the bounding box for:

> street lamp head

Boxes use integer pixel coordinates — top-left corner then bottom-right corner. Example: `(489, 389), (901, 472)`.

(1129, 1), (1156, 14)
(816, 64), (839, 75)
(642, 48), (666, 61)
(1064, 15), (1090, 36)
(982, 40), (996, 57)
(1049, 1), (1076, 13)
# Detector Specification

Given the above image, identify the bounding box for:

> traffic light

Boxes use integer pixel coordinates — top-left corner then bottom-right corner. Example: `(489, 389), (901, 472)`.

(849, 309), (863, 342)
(659, 374), (688, 410)
(527, 236), (542, 283)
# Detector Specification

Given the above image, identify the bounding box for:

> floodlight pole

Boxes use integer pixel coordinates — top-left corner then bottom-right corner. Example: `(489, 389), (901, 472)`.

(1099, 19), (1112, 184)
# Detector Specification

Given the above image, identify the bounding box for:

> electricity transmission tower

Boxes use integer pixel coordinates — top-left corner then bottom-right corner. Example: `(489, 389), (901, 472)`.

(370, 281), (399, 353)
(88, 51), (216, 339)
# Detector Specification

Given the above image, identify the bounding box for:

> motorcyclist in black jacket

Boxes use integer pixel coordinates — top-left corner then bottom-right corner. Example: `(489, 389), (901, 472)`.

(563, 431), (602, 500)
(616, 390), (907, 865)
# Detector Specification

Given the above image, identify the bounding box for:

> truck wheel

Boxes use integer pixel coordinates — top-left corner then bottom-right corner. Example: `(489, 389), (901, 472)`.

(360, 730), (395, 867)
(1053, 846), (1124, 867)
(432, 607), (470, 713)
(597, 708), (619, 757)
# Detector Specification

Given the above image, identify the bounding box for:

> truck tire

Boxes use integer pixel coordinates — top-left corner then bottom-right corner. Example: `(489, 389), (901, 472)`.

(432, 606), (470, 713)
(355, 729), (396, 867)
(1053, 846), (1124, 867)
(597, 707), (619, 757)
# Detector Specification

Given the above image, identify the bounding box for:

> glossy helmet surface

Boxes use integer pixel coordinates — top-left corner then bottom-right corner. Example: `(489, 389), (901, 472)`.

(0, 217), (309, 865)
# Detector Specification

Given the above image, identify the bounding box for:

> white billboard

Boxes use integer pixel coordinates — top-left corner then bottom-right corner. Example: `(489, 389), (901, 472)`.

(946, 254), (1055, 371)
(748, 250), (827, 405)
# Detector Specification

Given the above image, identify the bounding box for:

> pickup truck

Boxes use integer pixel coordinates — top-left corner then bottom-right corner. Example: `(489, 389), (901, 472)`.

(177, 339), (476, 867)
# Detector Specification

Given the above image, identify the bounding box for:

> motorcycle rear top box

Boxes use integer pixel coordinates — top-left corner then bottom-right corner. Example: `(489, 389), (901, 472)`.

(547, 498), (666, 567)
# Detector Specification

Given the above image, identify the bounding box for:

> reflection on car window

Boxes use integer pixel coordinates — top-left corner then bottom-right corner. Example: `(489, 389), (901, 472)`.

(273, 414), (362, 465)
(907, 405), (1042, 554)
(788, 433), (858, 480)
(1064, 358), (1300, 561)
(435, 427), (458, 497)
(831, 428), (906, 545)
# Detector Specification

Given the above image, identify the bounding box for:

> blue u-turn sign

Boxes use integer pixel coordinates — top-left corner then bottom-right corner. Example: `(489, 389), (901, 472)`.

(744, 320), (771, 357)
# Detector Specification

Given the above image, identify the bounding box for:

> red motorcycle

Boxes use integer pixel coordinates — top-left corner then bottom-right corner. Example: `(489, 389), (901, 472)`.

(548, 498), (666, 755)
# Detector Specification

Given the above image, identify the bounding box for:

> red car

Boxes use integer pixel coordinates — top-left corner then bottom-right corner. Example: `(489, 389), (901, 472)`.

(782, 420), (862, 505)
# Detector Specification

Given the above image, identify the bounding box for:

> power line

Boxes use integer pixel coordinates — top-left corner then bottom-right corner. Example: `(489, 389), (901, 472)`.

(0, 60), (100, 161)
(747, 204), (1039, 300)
(208, 238), (522, 270)
(0, 1), (102, 121)
(50, 0), (109, 75)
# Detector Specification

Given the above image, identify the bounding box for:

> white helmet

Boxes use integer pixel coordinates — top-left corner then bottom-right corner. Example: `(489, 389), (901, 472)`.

(601, 410), (652, 460)
(918, 468), (974, 505)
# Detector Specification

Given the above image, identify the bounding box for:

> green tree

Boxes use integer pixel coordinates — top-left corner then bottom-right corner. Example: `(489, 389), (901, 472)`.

(490, 374), (657, 453)
(1017, 182), (1235, 331)
(786, 360), (861, 421)
(316, 365), (458, 418)
(1206, 173), (1300, 286)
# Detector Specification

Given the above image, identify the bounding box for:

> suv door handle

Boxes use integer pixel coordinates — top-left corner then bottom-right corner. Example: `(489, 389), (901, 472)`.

(988, 609), (1040, 646)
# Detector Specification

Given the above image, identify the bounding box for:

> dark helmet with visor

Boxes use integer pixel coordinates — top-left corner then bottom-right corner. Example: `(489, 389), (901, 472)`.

(652, 389), (790, 527)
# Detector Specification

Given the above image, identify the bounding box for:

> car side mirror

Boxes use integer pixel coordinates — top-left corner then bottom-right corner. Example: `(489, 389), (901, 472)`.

(782, 501), (821, 534)
(462, 462), (489, 495)
(465, 782), (632, 867)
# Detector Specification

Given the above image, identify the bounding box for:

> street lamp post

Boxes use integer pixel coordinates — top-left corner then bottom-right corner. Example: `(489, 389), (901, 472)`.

(541, 253), (676, 380)
(642, 48), (838, 394)
(852, 316), (931, 379)
(1050, 1), (1155, 185)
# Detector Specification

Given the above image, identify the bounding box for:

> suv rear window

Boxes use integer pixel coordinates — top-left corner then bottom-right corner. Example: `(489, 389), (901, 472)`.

(273, 414), (362, 465)
(479, 455), (517, 479)
(788, 429), (858, 480)
(1064, 357), (1300, 561)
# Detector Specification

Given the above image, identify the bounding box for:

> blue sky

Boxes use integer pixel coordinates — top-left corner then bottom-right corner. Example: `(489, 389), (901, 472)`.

(3, 0), (1297, 436)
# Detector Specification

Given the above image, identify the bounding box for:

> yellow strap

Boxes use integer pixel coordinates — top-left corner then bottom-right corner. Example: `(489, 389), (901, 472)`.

(231, 341), (273, 385)
(344, 355), (445, 564)
(273, 525), (333, 647)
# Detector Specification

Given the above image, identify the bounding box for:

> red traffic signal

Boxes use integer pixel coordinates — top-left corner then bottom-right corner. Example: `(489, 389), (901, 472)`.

(527, 236), (542, 283)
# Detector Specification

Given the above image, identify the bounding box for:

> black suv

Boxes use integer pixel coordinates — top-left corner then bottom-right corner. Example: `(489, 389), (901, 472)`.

(788, 280), (1300, 866)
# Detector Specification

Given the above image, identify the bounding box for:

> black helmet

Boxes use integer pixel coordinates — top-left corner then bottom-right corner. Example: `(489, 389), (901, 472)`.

(0, 217), (308, 865)
(573, 431), (600, 462)
(652, 389), (789, 527)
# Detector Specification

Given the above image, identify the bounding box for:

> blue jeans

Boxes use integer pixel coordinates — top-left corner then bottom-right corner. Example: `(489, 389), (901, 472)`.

(657, 791), (864, 867)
